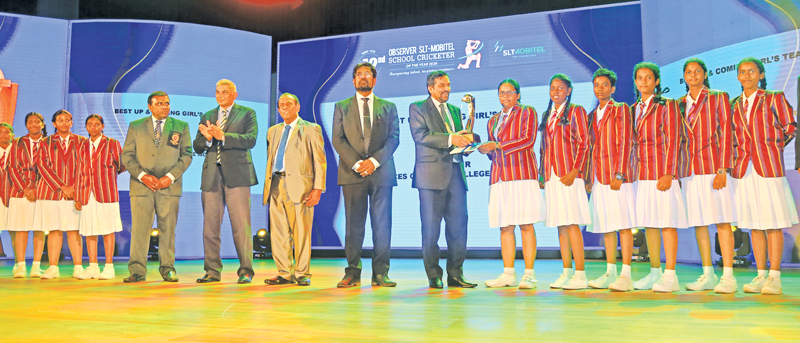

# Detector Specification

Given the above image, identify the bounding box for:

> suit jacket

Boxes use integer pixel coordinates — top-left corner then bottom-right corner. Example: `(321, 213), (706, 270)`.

(486, 104), (539, 184)
(121, 116), (193, 196)
(633, 97), (681, 181)
(409, 97), (467, 191)
(539, 103), (590, 182)
(9, 135), (39, 198)
(587, 99), (634, 185)
(193, 103), (259, 190)
(331, 95), (399, 186)
(76, 136), (126, 205)
(676, 88), (733, 178)
(36, 133), (85, 201)
(732, 89), (796, 178)
(263, 118), (327, 204)
(0, 141), (15, 206)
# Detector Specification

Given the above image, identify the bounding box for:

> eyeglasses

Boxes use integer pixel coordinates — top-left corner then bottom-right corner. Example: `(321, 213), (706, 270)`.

(498, 91), (518, 97)
(356, 72), (374, 79)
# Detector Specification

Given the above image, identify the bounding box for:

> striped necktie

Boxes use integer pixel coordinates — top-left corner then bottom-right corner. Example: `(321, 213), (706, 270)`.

(217, 109), (228, 164)
(155, 120), (163, 147)
(274, 125), (291, 173)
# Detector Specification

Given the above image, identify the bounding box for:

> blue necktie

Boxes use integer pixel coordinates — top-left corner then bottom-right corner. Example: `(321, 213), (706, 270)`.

(274, 125), (291, 173)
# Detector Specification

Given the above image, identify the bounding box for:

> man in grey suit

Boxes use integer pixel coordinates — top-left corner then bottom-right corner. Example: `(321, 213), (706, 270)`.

(332, 62), (399, 288)
(263, 93), (326, 286)
(194, 79), (258, 284)
(121, 91), (193, 283)
(409, 70), (477, 289)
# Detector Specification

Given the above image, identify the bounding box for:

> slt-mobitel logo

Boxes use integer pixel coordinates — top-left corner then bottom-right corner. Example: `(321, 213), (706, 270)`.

(494, 41), (546, 57)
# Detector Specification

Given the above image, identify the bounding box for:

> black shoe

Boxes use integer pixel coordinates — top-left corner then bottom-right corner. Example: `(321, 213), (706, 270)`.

(196, 274), (221, 283)
(372, 274), (397, 287)
(337, 275), (361, 288)
(163, 271), (179, 282)
(264, 276), (294, 285)
(429, 277), (443, 289)
(296, 276), (311, 286)
(447, 275), (477, 288)
(237, 275), (252, 284)
(123, 274), (146, 283)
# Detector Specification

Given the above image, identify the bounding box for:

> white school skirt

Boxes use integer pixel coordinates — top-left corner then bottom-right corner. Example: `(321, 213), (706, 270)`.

(635, 179), (689, 229)
(587, 178), (637, 233)
(33, 199), (80, 231)
(488, 180), (546, 228)
(0, 203), (8, 232)
(681, 173), (737, 227)
(735, 164), (799, 230)
(79, 192), (123, 236)
(544, 170), (591, 227)
(7, 197), (38, 231)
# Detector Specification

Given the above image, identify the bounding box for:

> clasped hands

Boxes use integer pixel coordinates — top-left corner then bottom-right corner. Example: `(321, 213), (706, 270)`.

(142, 174), (173, 192)
(450, 130), (473, 148)
(198, 119), (225, 141)
(355, 159), (376, 177)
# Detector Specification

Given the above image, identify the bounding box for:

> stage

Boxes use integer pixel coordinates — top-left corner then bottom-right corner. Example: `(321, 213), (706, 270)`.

(1, 258), (799, 342)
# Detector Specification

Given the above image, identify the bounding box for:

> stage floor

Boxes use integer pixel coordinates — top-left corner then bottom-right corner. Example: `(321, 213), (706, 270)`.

(1, 258), (799, 342)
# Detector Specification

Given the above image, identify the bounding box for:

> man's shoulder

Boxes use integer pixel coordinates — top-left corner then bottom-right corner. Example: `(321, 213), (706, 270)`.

(129, 116), (150, 127)
(169, 116), (189, 127)
(375, 95), (396, 107)
(233, 103), (255, 113)
(335, 96), (355, 107)
(411, 98), (429, 107)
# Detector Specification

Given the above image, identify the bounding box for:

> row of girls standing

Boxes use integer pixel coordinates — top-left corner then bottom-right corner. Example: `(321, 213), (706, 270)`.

(3, 111), (125, 280)
(480, 57), (797, 295)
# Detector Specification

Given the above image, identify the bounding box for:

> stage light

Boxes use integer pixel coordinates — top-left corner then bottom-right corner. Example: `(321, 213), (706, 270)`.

(253, 228), (270, 259)
(632, 228), (649, 262)
(148, 228), (160, 261)
(715, 225), (751, 267)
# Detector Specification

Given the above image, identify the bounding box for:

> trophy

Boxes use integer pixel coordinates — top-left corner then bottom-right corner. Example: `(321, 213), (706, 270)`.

(0, 68), (18, 125)
(460, 94), (480, 143)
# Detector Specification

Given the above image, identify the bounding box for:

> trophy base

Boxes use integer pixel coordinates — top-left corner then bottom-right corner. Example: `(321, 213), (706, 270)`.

(464, 133), (481, 143)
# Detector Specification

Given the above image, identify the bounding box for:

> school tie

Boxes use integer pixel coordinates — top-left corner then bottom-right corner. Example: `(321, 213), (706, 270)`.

(362, 98), (371, 156)
(636, 102), (646, 122)
(439, 103), (454, 133)
(743, 99), (750, 124)
(217, 109), (228, 164)
(274, 124), (291, 173)
(60, 136), (67, 150)
(155, 120), (163, 147)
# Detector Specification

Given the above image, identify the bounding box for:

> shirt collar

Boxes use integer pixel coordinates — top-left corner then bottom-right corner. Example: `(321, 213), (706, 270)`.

(743, 91), (757, 104)
(431, 97), (447, 112)
(551, 102), (566, 116)
(91, 135), (103, 147)
(0, 141), (12, 154)
(284, 116), (300, 128)
(640, 94), (654, 108)
(356, 92), (375, 102)
(151, 115), (167, 126)
(220, 103), (234, 114)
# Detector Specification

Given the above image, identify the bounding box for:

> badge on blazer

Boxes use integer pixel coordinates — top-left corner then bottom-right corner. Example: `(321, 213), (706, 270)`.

(167, 131), (181, 148)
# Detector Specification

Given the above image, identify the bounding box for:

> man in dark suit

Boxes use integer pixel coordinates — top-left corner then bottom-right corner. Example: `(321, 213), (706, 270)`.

(409, 70), (476, 289)
(332, 62), (399, 288)
(121, 91), (193, 283)
(194, 79), (258, 284)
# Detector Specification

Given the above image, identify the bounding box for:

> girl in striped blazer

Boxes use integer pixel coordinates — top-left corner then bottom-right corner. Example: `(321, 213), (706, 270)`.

(732, 57), (797, 295)
(538, 74), (591, 290)
(584, 68), (637, 292)
(677, 58), (737, 294)
(630, 62), (688, 293)
(35, 109), (86, 279)
(75, 114), (126, 280)
(480, 79), (546, 289)
(0, 123), (14, 270)
(9, 112), (48, 278)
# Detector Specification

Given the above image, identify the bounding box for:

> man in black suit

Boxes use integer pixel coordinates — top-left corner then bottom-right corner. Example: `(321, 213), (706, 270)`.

(332, 62), (400, 288)
(194, 79), (258, 284)
(409, 70), (476, 289)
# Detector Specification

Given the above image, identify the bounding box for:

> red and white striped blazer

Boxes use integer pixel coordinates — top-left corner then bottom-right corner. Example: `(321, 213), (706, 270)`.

(539, 103), (590, 182)
(633, 96), (681, 181)
(731, 89), (796, 178)
(36, 133), (85, 201)
(0, 141), (16, 206)
(76, 136), (126, 205)
(676, 88), (733, 178)
(9, 135), (41, 199)
(486, 104), (539, 184)
(587, 99), (634, 185)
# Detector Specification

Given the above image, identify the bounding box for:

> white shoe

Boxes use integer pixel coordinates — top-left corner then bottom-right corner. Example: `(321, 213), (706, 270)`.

(485, 272), (516, 288)
(77, 265), (100, 280)
(13, 265), (26, 278)
(41, 266), (60, 279)
(73, 265), (86, 278)
(652, 275), (680, 293)
(743, 276), (767, 293)
(609, 275), (634, 292)
(561, 275), (589, 290)
(634, 273), (659, 290)
(714, 276), (737, 294)
(30, 265), (43, 278)
(519, 274), (537, 289)
(760, 277), (782, 295)
(685, 273), (718, 291)
(588, 273), (615, 289)
(99, 266), (116, 280)
(550, 273), (571, 289)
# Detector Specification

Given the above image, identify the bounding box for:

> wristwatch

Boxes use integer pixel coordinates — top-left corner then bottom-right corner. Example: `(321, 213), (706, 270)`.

(615, 173), (627, 181)
(716, 168), (727, 175)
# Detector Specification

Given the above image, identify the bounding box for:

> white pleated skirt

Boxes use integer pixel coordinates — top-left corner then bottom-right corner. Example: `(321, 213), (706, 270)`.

(681, 173), (737, 226)
(0, 203), (8, 232)
(544, 170), (591, 227)
(635, 179), (689, 229)
(587, 178), (637, 233)
(7, 197), (38, 231)
(488, 180), (546, 227)
(33, 199), (80, 231)
(735, 164), (799, 230)
(79, 192), (123, 236)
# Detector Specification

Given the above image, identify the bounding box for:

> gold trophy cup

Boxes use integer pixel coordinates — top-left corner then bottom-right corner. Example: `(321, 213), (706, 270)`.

(460, 94), (480, 143)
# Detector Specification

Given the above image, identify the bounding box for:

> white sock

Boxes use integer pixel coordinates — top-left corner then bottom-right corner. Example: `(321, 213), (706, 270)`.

(17, 261), (26, 267)
(32, 261), (40, 268)
(769, 270), (781, 279)
(89, 262), (98, 268)
(503, 267), (515, 275)
(606, 263), (617, 276)
(524, 269), (534, 276)
(722, 267), (733, 278)
(664, 269), (676, 279)
(621, 264), (632, 279)
(563, 268), (574, 276)
(105, 263), (114, 268)
(650, 267), (662, 277)
(702, 266), (714, 276)
(757, 269), (768, 277)
(575, 270), (587, 280)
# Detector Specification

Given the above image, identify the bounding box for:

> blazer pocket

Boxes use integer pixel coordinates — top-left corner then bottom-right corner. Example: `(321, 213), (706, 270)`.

(302, 174), (313, 178)
(420, 155), (437, 163)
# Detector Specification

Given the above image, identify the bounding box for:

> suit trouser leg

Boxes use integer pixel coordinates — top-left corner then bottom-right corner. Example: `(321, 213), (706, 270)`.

(369, 183), (393, 277)
(269, 176), (294, 279)
(292, 196), (314, 278)
(342, 182), (369, 278)
(443, 165), (468, 278)
(419, 187), (446, 279)
(155, 193), (179, 278)
(128, 194), (156, 276)
(224, 185), (254, 277)
(201, 169), (225, 278)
